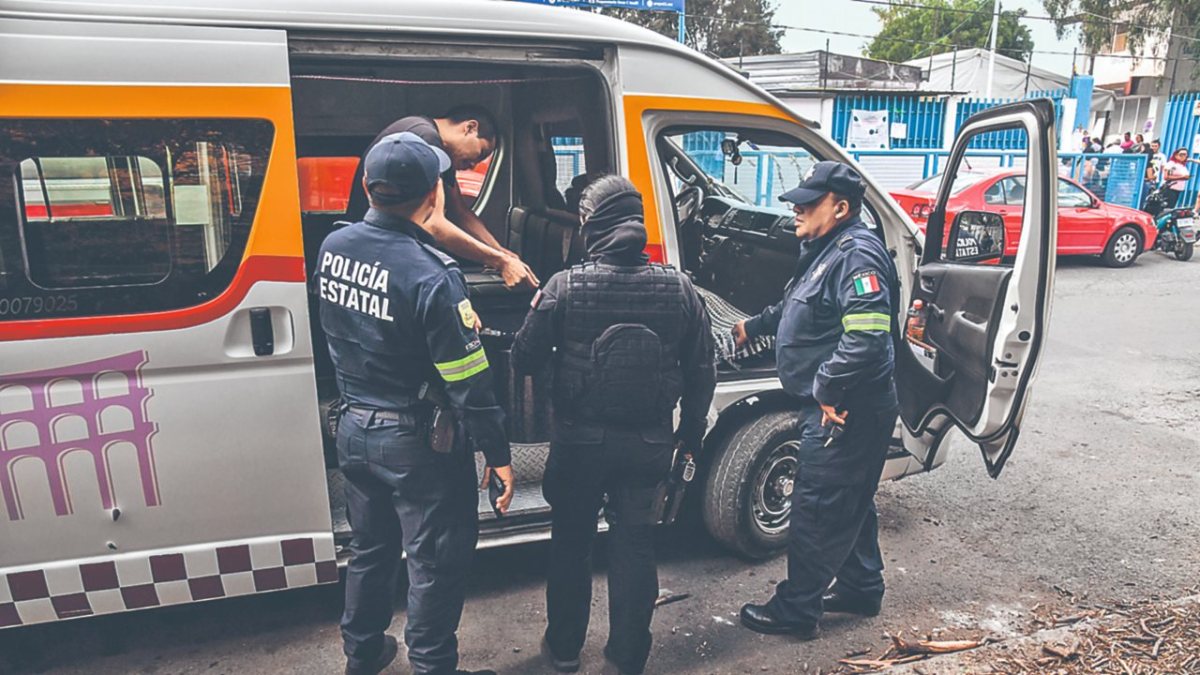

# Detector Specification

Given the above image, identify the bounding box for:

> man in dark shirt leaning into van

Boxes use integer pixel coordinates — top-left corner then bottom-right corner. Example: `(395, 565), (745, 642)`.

(349, 105), (538, 289)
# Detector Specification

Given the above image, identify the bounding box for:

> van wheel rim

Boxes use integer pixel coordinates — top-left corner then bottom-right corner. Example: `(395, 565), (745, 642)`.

(752, 441), (799, 535)
(1113, 233), (1138, 262)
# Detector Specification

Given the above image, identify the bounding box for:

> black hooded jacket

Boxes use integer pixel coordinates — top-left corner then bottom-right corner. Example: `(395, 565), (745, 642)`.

(511, 188), (716, 450)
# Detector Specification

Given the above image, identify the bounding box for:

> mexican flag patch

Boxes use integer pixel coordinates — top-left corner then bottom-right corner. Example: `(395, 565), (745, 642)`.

(852, 271), (881, 296)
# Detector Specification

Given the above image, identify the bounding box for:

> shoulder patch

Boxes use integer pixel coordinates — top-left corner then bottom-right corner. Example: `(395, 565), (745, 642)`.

(851, 270), (882, 296)
(417, 240), (458, 269)
(458, 298), (478, 329)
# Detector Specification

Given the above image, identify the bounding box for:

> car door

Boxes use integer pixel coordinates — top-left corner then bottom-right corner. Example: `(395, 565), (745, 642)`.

(895, 99), (1057, 478)
(1056, 178), (1108, 253)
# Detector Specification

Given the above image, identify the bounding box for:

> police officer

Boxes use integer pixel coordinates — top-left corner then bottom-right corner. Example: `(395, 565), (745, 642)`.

(512, 175), (716, 675)
(347, 106), (538, 289)
(732, 162), (899, 639)
(316, 132), (514, 675)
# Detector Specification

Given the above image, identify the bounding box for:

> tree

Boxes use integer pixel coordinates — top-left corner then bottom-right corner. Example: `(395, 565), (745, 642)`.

(602, 0), (784, 59)
(865, 0), (1035, 64)
(1041, 0), (1200, 62)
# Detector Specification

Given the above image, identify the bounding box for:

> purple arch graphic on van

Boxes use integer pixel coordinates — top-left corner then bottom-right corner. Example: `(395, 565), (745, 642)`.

(0, 351), (159, 520)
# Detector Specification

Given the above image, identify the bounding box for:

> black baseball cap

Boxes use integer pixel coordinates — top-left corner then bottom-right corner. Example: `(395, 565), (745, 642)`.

(779, 161), (866, 206)
(364, 132), (451, 206)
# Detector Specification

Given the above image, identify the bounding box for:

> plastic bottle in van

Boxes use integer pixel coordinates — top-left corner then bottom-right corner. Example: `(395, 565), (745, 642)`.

(906, 299), (927, 343)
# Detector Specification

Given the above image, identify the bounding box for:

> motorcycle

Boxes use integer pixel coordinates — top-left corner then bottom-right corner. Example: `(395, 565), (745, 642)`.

(1142, 180), (1196, 261)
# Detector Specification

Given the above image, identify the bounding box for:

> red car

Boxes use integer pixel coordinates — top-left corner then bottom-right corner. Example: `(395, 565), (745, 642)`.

(891, 169), (1158, 268)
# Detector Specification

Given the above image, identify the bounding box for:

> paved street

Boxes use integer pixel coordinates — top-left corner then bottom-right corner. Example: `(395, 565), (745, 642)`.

(3, 252), (1198, 675)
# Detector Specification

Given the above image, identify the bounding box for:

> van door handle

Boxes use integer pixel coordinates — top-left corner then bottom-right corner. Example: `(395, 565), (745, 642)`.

(249, 307), (275, 356)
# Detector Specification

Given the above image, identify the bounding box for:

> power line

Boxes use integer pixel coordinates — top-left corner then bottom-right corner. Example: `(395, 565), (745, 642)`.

(684, 12), (1200, 64)
(852, 0), (1060, 22)
(850, 0), (1200, 43)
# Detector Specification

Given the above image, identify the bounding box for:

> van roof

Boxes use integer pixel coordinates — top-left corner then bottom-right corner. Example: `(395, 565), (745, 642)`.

(1, 0), (684, 52)
(1, 0), (816, 128)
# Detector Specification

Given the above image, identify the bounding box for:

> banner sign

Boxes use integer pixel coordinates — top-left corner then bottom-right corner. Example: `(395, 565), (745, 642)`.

(846, 109), (889, 150)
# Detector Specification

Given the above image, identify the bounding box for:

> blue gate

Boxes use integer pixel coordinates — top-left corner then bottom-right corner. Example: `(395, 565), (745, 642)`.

(1161, 91), (1200, 208)
(832, 94), (946, 150)
(955, 89), (1066, 150)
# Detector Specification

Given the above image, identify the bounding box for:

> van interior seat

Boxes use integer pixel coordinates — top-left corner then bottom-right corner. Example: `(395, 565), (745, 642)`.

(508, 205), (586, 278)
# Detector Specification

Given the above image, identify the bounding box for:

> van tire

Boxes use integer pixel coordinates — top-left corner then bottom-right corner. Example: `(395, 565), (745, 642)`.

(702, 411), (801, 559)
(1102, 226), (1142, 268)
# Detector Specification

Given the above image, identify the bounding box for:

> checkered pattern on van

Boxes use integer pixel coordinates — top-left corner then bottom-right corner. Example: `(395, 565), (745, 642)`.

(0, 535), (337, 628)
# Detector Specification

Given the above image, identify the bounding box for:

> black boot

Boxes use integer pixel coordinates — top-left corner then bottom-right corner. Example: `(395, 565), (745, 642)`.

(345, 635), (398, 675)
(738, 603), (819, 639)
(822, 588), (882, 617)
(541, 636), (581, 673)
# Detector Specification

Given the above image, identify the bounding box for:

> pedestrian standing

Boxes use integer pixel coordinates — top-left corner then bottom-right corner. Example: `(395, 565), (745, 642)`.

(513, 175), (716, 675)
(733, 162), (899, 639)
(1164, 148), (1192, 207)
(316, 132), (514, 675)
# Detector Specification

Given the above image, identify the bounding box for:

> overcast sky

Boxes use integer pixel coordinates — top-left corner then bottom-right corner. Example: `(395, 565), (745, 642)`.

(773, 0), (1082, 76)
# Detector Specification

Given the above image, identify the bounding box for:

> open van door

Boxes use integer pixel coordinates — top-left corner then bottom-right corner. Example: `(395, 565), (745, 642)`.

(895, 99), (1058, 478)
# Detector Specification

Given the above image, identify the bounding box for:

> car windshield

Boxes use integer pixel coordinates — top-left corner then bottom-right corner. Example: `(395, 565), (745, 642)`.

(909, 171), (988, 195)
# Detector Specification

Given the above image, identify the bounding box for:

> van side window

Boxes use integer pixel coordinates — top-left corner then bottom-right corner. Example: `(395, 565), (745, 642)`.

(0, 118), (274, 321)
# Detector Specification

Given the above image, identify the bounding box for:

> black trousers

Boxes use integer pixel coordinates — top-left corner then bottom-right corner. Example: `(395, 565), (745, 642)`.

(543, 424), (673, 675)
(766, 401), (897, 627)
(337, 409), (479, 675)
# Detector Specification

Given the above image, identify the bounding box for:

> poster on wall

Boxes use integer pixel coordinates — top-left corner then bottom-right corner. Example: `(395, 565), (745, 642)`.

(847, 110), (889, 150)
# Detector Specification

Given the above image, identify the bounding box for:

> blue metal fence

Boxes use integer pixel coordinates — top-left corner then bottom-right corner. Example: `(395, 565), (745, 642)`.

(675, 149), (1148, 209)
(1161, 91), (1200, 207)
(955, 89), (1067, 150)
(832, 94), (946, 149)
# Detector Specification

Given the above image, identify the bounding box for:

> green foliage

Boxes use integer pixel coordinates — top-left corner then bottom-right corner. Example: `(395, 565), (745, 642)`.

(866, 0), (1035, 63)
(1042, 0), (1200, 60)
(602, 0), (784, 59)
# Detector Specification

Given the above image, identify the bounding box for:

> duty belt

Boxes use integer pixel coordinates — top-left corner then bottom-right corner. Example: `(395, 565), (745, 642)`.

(345, 406), (404, 422)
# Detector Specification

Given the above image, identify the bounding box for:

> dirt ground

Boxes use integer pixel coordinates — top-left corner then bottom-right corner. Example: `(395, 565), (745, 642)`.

(2, 256), (1199, 674)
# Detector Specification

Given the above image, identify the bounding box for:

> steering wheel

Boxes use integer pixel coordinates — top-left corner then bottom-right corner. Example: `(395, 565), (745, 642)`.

(674, 185), (704, 228)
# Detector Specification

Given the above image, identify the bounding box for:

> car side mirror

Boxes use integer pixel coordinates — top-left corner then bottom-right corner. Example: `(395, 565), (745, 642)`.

(948, 210), (1005, 263)
(720, 137), (743, 166)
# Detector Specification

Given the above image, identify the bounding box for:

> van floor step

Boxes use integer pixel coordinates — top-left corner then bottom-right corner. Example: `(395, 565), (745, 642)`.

(327, 442), (552, 536)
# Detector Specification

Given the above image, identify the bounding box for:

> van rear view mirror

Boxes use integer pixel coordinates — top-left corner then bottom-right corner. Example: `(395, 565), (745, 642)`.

(949, 210), (1005, 263)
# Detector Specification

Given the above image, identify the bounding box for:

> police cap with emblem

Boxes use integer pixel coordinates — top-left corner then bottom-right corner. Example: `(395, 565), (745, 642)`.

(779, 161), (866, 206)
(364, 131), (452, 206)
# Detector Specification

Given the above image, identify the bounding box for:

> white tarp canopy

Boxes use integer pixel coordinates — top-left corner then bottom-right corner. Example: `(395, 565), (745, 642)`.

(905, 48), (1068, 97)
(905, 48), (1114, 111)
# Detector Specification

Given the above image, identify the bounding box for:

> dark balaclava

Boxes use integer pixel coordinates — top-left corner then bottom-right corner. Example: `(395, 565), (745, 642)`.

(577, 174), (649, 265)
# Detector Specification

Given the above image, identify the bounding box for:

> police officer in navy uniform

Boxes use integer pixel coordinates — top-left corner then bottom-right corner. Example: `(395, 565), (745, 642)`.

(316, 132), (514, 675)
(512, 175), (716, 675)
(732, 161), (899, 639)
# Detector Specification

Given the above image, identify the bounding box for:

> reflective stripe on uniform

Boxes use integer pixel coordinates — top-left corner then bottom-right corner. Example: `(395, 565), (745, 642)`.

(841, 312), (891, 332)
(435, 348), (489, 382)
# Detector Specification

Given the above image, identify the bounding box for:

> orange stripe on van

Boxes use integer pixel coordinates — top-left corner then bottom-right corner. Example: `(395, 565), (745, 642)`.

(623, 95), (800, 264)
(0, 83), (306, 340)
(0, 255), (305, 342)
(0, 83), (304, 261)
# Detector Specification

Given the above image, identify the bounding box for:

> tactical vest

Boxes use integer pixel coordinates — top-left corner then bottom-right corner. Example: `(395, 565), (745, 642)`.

(556, 262), (689, 425)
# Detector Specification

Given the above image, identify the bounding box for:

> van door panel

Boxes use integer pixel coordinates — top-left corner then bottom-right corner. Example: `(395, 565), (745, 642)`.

(0, 19), (333, 627)
(896, 99), (1057, 478)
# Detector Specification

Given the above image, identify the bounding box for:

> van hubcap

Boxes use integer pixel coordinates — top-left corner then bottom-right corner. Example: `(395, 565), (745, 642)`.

(752, 441), (799, 535)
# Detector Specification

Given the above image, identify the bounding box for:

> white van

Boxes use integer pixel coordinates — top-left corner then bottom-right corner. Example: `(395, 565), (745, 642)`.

(0, 0), (1056, 629)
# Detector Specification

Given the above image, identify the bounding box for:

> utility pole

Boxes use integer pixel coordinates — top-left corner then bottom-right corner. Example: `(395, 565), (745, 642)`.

(678, 0), (686, 44)
(985, 0), (1001, 98)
